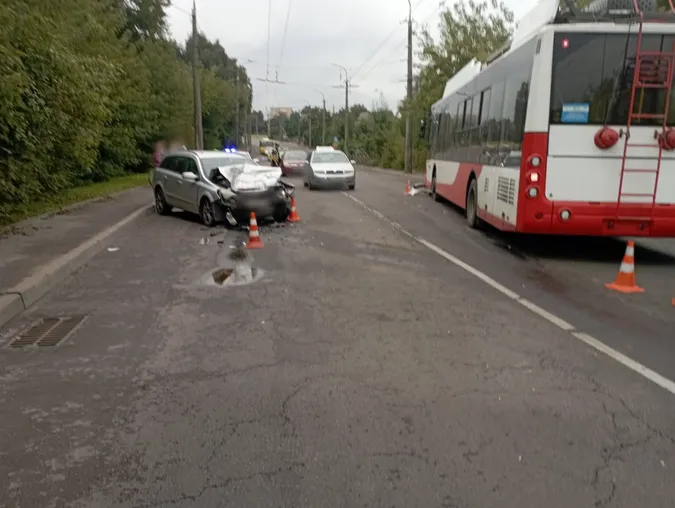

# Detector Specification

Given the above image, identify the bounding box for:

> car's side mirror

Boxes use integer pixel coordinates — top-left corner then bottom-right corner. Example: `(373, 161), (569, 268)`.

(182, 171), (199, 180)
(350, 160), (356, 164)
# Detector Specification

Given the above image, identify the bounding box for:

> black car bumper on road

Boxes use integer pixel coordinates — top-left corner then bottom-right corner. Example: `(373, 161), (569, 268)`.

(215, 187), (292, 223)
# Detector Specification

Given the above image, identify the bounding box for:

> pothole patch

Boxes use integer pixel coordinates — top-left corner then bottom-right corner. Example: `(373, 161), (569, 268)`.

(193, 265), (264, 287)
(213, 268), (233, 284)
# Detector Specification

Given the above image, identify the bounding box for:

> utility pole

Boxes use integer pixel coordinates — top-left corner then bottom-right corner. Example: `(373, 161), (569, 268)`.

(322, 97), (326, 145)
(308, 116), (312, 147)
(404, 0), (413, 173)
(314, 90), (326, 145)
(265, 0), (271, 137)
(344, 78), (349, 154)
(235, 68), (240, 146)
(333, 64), (353, 154)
(191, 0), (203, 149)
(304, 101), (312, 147)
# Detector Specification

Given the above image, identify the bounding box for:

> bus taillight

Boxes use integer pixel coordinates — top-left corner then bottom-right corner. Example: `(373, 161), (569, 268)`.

(528, 155), (541, 167)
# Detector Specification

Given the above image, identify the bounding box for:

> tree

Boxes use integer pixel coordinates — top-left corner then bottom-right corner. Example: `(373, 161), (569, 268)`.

(333, 0), (514, 171)
(415, 0), (513, 118)
(0, 0), (252, 224)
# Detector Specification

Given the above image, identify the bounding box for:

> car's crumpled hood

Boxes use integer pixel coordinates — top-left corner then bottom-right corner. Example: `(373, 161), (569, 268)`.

(218, 164), (282, 192)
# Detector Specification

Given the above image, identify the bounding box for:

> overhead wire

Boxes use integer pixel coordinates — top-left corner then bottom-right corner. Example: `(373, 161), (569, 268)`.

(277, 0), (293, 76)
(351, 0), (429, 80)
(357, 2), (443, 81)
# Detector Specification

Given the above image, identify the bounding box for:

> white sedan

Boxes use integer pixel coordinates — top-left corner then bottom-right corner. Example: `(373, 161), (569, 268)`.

(303, 147), (356, 190)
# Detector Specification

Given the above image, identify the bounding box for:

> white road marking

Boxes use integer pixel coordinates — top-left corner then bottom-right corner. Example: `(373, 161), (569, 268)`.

(342, 192), (675, 396)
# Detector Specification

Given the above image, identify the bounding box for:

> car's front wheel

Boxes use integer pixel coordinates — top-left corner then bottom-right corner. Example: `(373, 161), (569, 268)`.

(154, 187), (170, 215)
(200, 198), (216, 227)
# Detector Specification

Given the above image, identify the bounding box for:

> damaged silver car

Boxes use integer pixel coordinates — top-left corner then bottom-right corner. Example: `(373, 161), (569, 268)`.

(211, 161), (294, 225)
(150, 149), (294, 227)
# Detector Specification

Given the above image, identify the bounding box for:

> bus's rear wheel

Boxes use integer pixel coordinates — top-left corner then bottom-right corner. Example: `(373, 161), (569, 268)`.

(431, 171), (441, 202)
(466, 178), (479, 229)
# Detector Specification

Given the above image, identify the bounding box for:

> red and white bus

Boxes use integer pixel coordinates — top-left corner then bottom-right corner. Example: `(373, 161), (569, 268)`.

(424, 0), (675, 236)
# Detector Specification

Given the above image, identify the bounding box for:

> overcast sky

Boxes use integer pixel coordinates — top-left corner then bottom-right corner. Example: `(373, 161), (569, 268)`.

(167, 0), (537, 116)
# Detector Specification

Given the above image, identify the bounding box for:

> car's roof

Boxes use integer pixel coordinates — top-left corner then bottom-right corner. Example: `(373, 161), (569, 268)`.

(312, 148), (346, 155)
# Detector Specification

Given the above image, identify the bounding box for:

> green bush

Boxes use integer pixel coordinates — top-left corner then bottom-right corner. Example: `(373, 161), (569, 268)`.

(0, 0), (251, 224)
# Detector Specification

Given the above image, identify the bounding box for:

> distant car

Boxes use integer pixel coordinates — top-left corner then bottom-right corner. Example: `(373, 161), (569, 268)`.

(150, 150), (293, 226)
(280, 150), (308, 176)
(303, 147), (356, 190)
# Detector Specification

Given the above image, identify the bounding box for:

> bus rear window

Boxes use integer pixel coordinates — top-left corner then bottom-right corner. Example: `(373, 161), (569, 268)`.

(550, 32), (675, 126)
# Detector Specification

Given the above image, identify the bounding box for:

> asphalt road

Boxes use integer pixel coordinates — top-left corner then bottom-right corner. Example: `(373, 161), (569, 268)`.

(1, 168), (675, 507)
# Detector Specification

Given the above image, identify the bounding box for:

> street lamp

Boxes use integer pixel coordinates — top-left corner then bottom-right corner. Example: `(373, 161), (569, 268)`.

(314, 89), (326, 145)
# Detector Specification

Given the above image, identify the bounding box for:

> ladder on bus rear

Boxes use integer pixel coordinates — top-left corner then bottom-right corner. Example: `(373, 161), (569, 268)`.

(616, 1), (675, 219)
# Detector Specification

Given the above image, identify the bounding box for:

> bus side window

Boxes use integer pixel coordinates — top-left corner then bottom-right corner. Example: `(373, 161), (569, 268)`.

(487, 80), (505, 146)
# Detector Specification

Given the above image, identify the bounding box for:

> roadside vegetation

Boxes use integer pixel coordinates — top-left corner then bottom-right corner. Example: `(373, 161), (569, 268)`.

(0, 174), (149, 229)
(0, 0), (252, 225)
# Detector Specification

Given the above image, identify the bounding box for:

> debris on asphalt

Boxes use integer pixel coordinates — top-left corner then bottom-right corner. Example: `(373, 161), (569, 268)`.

(199, 237), (209, 245)
(406, 186), (425, 196)
(107, 247), (119, 252)
(229, 244), (254, 282)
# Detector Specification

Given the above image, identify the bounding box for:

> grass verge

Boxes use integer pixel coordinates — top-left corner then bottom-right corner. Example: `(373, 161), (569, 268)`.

(1, 172), (149, 229)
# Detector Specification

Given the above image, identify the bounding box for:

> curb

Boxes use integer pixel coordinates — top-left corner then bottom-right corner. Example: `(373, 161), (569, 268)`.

(0, 204), (153, 329)
(0, 180), (151, 236)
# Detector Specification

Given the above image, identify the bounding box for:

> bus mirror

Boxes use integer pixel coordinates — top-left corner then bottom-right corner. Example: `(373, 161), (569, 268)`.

(418, 119), (426, 139)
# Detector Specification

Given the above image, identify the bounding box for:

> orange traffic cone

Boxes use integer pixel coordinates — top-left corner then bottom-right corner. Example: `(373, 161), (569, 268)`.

(404, 180), (411, 195)
(605, 240), (643, 293)
(287, 197), (301, 222)
(246, 212), (263, 249)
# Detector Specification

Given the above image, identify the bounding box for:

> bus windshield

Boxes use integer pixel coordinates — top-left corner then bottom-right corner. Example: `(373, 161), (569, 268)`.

(550, 32), (675, 126)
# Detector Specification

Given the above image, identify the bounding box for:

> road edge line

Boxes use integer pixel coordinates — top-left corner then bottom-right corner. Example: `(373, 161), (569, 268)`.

(342, 192), (675, 396)
(0, 204), (153, 329)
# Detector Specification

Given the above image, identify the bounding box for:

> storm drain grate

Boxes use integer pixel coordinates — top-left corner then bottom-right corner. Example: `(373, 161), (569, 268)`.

(9, 316), (86, 348)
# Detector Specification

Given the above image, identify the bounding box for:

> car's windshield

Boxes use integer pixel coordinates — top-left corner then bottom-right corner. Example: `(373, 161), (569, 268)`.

(284, 151), (306, 161)
(312, 151), (349, 163)
(200, 156), (246, 171)
(260, 140), (274, 147)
